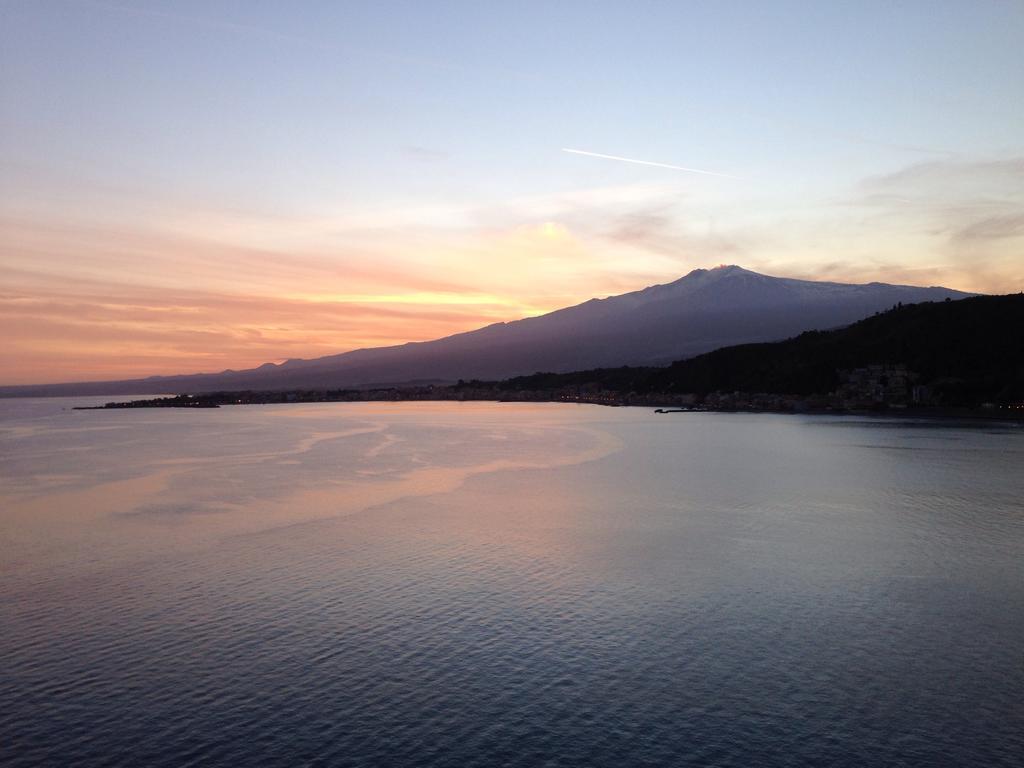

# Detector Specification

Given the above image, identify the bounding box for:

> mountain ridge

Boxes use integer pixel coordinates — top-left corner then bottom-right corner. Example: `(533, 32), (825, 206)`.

(1, 265), (975, 396)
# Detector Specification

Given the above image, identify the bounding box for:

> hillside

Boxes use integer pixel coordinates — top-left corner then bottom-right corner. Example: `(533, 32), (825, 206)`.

(497, 295), (1024, 407)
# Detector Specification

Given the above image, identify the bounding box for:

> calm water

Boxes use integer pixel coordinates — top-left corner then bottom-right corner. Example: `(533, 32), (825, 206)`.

(1, 399), (1022, 767)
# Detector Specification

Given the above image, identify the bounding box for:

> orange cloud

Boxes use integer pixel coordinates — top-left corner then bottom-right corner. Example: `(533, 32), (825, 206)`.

(0, 209), (664, 383)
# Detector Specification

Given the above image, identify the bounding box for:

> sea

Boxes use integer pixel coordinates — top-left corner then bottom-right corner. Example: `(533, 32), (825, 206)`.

(1, 398), (1022, 767)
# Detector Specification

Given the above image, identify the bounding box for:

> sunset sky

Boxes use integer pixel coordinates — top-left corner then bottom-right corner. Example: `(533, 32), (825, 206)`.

(2, 1), (1022, 384)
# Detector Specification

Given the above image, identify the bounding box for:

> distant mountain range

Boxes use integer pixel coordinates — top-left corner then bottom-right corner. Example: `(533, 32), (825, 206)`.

(1, 265), (974, 397)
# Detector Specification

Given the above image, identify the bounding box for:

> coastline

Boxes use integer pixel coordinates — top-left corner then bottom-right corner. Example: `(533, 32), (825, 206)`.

(71, 390), (1024, 423)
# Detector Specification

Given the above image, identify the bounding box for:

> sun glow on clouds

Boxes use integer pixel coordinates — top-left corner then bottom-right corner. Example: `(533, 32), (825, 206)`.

(539, 221), (567, 239)
(286, 291), (542, 312)
(0, 198), (658, 383)
(2, 157), (1022, 385)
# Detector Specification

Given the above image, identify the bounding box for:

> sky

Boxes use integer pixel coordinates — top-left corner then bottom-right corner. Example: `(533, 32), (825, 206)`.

(1, 0), (1022, 384)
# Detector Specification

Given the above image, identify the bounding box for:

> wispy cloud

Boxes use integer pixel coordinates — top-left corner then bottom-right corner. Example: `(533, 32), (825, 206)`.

(863, 158), (1024, 187)
(851, 158), (1024, 243)
(602, 206), (740, 261)
(951, 212), (1024, 244)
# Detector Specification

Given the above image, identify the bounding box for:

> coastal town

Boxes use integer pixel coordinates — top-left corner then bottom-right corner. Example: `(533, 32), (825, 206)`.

(76, 362), (1024, 418)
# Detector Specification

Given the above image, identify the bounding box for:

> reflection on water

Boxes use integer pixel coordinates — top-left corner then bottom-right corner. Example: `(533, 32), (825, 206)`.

(1, 399), (1022, 767)
(0, 400), (621, 579)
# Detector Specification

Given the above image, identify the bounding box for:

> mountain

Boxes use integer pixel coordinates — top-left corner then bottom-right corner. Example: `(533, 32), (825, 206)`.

(495, 293), (1024, 406)
(1, 265), (975, 396)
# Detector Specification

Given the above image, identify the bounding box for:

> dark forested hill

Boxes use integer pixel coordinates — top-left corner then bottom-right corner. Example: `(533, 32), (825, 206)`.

(496, 294), (1024, 406)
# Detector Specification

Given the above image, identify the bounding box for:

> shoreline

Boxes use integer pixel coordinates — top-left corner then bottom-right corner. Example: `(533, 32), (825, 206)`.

(71, 392), (1024, 423)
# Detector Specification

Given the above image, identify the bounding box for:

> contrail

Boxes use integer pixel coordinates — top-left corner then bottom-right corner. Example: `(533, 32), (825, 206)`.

(561, 148), (738, 179)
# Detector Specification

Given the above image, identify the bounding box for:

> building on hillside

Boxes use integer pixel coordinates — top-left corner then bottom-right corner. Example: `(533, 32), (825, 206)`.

(836, 364), (914, 407)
